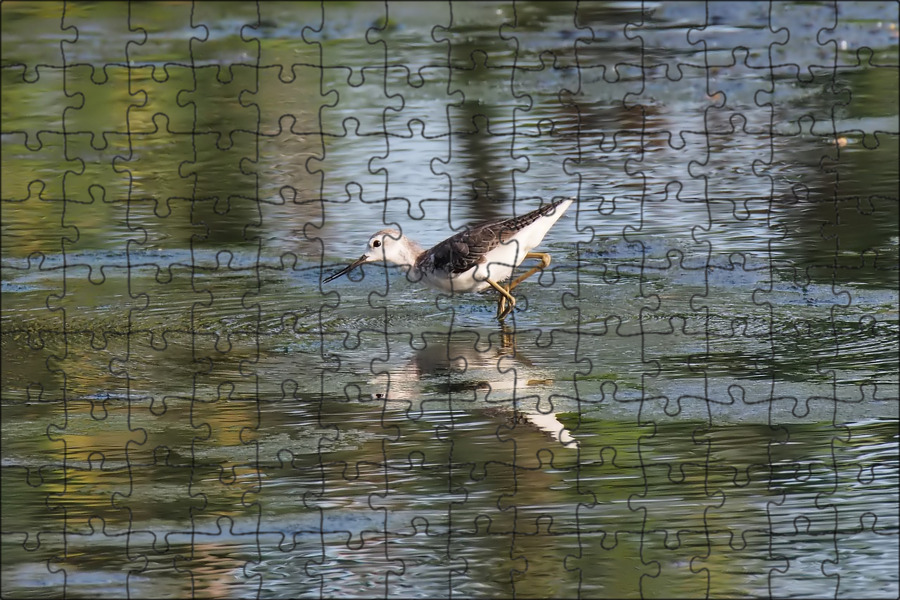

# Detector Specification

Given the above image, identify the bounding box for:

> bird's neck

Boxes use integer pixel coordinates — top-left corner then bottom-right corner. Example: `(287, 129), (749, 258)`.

(390, 239), (426, 277)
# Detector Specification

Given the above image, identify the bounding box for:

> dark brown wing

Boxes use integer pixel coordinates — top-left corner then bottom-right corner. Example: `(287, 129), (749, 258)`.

(419, 198), (567, 275)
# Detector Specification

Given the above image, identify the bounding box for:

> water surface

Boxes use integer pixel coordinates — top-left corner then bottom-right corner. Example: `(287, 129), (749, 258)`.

(2, 1), (898, 598)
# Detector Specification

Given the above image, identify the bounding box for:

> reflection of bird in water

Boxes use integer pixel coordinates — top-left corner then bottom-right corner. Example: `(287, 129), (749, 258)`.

(368, 328), (578, 448)
(323, 197), (574, 320)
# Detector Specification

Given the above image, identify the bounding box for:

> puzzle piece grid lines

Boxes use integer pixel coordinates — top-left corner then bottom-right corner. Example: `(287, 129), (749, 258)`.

(2, 2), (898, 599)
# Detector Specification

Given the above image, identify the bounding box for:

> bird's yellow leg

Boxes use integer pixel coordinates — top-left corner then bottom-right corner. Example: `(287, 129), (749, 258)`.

(507, 252), (551, 292)
(487, 279), (516, 321)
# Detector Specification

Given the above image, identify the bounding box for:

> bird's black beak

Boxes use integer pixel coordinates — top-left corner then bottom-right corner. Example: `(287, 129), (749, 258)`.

(323, 254), (369, 283)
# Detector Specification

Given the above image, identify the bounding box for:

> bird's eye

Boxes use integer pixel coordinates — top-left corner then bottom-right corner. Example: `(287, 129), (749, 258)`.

(373, 240), (382, 248)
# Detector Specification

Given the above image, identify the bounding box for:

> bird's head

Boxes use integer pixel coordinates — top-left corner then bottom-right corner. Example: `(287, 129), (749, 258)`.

(322, 229), (412, 283)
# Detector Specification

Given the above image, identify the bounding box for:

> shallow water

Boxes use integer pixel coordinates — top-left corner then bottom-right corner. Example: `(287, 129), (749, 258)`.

(2, 1), (898, 598)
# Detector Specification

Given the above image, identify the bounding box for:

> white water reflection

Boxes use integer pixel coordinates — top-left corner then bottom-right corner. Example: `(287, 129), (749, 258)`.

(366, 328), (579, 448)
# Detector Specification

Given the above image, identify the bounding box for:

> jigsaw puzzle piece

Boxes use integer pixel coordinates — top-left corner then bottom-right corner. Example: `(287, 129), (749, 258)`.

(180, 135), (261, 250)
(433, 3), (517, 69)
(60, 2), (140, 66)
(1, 129), (83, 209)
(124, 65), (197, 136)
(766, 2), (841, 83)
(124, 2), (196, 72)
(187, 2), (260, 78)
(61, 62), (139, 152)
(59, 132), (131, 208)
(0, 527), (67, 597)
(254, 3), (323, 79)
(178, 65), (261, 149)
(2, 1), (74, 74)
(245, 54), (329, 207)
(1, 66), (71, 153)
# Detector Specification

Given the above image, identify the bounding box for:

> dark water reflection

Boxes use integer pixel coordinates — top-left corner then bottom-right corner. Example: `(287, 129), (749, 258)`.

(2, 1), (898, 598)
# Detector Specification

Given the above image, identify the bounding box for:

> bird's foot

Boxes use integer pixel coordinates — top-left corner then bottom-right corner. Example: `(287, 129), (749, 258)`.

(488, 279), (516, 321)
(497, 294), (516, 321)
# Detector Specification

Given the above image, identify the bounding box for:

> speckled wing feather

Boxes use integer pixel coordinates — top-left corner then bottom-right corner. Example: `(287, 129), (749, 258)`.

(419, 198), (568, 275)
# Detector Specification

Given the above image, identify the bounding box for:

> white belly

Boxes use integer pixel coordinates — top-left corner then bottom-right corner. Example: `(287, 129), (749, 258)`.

(421, 241), (524, 294)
